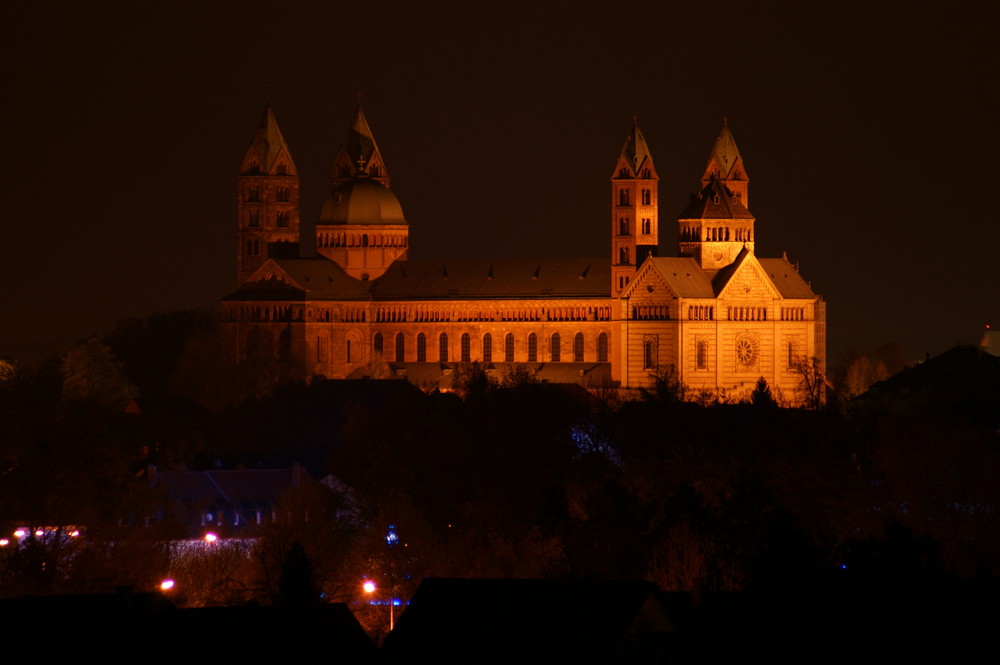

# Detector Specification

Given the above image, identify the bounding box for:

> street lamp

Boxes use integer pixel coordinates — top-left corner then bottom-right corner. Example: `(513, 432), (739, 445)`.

(362, 579), (395, 631)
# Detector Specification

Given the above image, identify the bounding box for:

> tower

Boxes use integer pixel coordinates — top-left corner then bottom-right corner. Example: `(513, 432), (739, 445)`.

(236, 105), (300, 284)
(327, 105), (390, 189)
(700, 118), (749, 207)
(678, 122), (754, 273)
(611, 119), (659, 297)
(315, 106), (408, 280)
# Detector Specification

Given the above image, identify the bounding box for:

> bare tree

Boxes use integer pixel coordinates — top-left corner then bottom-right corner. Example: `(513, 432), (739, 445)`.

(790, 356), (829, 409)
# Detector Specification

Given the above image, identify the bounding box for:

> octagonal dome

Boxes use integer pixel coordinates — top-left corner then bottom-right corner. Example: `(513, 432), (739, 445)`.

(319, 177), (406, 226)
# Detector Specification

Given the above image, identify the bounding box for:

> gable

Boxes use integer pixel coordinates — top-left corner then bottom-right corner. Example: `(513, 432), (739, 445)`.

(716, 253), (781, 301)
(625, 262), (678, 303)
(622, 257), (715, 300)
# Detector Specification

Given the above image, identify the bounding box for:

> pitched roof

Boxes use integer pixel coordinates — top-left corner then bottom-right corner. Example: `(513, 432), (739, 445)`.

(224, 258), (371, 301)
(244, 105), (295, 174)
(625, 257), (716, 298)
(331, 105), (385, 178)
(616, 118), (654, 176)
(705, 119), (744, 180)
(758, 256), (819, 298)
(678, 178), (754, 220)
(370, 258), (611, 299)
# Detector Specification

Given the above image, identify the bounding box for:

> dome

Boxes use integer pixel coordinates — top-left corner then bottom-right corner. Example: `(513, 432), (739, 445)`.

(318, 177), (406, 226)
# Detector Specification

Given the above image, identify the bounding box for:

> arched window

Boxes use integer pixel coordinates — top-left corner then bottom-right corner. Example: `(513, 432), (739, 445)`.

(643, 337), (657, 370)
(641, 189), (651, 205)
(597, 332), (608, 362)
(619, 188), (630, 206)
(417, 333), (426, 362)
(373, 332), (383, 357)
(439, 333), (448, 362)
(461, 333), (471, 362)
(619, 247), (630, 265)
(528, 333), (538, 362)
(482, 333), (493, 363)
(504, 333), (514, 362)
(395, 333), (405, 362)
(573, 332), (584, 362)
(277, 212), (289, 228)
(277, 187), (289, 202)
(551, 333), (561, 362)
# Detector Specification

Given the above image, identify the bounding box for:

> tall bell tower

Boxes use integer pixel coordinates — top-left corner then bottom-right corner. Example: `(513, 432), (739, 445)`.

(236, 105), (300, 284)
(611, 118), (659, 297)
(678, 121), (754, 273)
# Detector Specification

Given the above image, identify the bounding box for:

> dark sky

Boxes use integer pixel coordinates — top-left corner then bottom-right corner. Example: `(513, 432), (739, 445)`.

(3, 1), (998, 367)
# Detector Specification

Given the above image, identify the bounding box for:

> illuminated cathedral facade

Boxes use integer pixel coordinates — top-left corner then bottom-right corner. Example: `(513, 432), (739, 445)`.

(222, 106), (825, 402)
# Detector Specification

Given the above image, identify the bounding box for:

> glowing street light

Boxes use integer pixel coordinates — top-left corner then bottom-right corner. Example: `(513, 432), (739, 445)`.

(160, 579), (175, 591)
(204, 532), (218, 543)
(363, 578), (395, 631)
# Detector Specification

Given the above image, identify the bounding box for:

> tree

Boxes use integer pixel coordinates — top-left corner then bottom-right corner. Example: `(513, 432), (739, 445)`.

(840, 354), (889, 400)
(643, 364), (686, 403)
(60, 338), (138, 409)
(750, 377), (776, 408)
(790, 357), (828, 409)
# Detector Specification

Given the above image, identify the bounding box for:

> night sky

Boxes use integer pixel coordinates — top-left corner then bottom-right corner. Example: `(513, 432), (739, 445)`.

(4, 1), (997, 367)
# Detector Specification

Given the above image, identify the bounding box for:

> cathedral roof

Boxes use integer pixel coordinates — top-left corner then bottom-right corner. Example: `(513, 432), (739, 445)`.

(330, 106), (386, 179)
(711, 248), (818, 299)
(244, 105), (295, 174)
(704, 120), (743, 180)
(318, 177), (407, 226)
(678, 178), (753, 220)
(370, 259), (610, 300)
(224, 258), (370, 301)
(625, 257), (716, 299)
(616, 119), (654, 176)
(758, 257), (819, 298)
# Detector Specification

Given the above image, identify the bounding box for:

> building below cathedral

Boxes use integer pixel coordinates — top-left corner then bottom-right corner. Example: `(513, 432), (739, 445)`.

(222, 105), (825, 403)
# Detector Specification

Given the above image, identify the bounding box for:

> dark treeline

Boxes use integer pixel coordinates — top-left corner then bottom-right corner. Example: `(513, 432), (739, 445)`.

(1, 312), (999, 630)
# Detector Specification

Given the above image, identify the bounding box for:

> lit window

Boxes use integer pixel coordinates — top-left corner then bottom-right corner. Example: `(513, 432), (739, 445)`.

(597, 332), (608, 362)
(461, 333), (471, 362)
(643, 337), (657, 370)
(439, 333), (448, 362)
(482, 333), (492, 363)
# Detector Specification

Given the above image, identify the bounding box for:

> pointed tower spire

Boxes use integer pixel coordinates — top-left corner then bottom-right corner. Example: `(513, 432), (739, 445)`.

(700, 119), (749, 206)
(610, 118), (659, 297)
(236, 105), (301, 284)
(329, 105), (390, 189)
(316, 106), (408, 281)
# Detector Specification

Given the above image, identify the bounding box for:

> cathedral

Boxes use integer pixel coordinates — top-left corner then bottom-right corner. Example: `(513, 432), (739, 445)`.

(221, 105), (826, 402)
